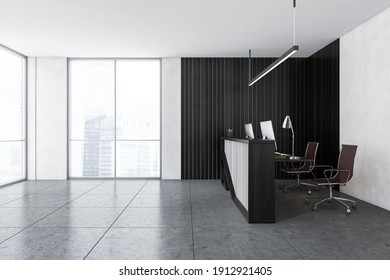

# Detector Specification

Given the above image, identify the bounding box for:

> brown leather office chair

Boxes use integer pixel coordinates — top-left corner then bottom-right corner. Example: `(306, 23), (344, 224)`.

(304, 144), (358, 214)
(281, 142), (319, 194)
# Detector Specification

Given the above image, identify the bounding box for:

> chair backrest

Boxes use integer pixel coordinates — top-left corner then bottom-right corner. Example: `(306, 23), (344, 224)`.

(302, 142), (319, 169)
(336, 144), (358, 183)
(305, 142), (319, 162)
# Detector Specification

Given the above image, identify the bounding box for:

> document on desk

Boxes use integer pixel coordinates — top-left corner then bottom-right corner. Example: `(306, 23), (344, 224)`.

(275, 152), (290, 157)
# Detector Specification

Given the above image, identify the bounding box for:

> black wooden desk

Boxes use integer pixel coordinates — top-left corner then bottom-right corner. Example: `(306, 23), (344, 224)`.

(221, 138), (315, 223)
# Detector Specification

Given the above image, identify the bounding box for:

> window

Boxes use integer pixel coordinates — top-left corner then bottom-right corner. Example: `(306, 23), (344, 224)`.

(69, 59), (160, 178)
(0, 46), (26, 186)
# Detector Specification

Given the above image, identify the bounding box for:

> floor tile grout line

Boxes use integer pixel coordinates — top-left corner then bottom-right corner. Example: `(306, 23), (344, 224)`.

(0, 179), (108, 245)
(0, 180), (69, 207)
(277, 189), (390, 253)
(0, 181), (109, 208)
(303, 207), (390, 249)
(315, 203), (390, 245)
(4, 180), (390, 259)
(0, 226), (281, 229)
(83, 179), (150, 260)
(272, 224), (306, 260)
(1, 206), (190, 209)
(189, 181), (195, 260)
(5, 226), (193, 229)
(0, 180), (107, 206)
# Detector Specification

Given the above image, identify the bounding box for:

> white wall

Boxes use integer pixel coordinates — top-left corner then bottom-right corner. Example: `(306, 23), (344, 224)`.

(27, 57), (67, 180)
(340, 7), (390, 210)
(161, 58), (181, 179)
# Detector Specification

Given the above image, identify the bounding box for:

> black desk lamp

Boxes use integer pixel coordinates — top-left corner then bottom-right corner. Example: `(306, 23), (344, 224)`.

(282, 115), (298, 159)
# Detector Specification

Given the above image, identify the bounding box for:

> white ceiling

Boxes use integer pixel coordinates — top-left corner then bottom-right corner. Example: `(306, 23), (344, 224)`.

(1, 0), (390, 57)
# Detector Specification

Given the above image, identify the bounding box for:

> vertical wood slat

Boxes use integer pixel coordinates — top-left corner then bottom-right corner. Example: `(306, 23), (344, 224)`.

(181, 61), (186, 179)
(181, 40), (339, 179)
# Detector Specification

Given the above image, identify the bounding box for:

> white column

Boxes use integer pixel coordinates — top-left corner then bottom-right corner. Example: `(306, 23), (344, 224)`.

(161, 58), (181, 179)
(27, 57), (68, 180)
(27, 57), (37, 180)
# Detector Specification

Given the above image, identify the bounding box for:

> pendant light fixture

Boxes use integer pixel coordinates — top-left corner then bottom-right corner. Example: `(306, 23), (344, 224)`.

(249, 0), (299, 86)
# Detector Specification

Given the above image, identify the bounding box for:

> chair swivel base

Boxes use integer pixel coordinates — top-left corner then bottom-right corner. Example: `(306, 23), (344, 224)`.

(282, 183), (313, 194)
(281, 175), (316, 194)
(304, 187), (357, 214)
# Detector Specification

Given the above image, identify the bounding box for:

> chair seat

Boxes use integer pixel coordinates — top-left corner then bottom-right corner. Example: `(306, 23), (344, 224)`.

(281, 167), (311, 173)
(310, 178), (340, 186)
(280, 142), (319, 193)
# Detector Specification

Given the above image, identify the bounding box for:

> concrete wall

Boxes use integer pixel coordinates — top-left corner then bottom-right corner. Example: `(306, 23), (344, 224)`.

(340, 7), (390, 210)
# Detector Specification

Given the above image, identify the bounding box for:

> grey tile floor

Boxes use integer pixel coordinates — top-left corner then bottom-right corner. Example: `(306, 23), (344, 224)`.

(0, 179), (390, 259)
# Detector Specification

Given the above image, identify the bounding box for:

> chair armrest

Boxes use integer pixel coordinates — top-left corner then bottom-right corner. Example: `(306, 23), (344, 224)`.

(324, 169), (351, 184)
(309, 165), (333, 179)
(313, 165), (333, 169)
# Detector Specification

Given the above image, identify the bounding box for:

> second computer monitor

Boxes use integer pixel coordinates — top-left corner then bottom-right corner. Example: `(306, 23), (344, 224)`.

(260, 120), (277, 150)
(244, 123), (255, 139)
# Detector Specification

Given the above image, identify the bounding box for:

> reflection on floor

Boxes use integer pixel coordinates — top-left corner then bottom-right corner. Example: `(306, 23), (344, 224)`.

(0, 179), (390, 259)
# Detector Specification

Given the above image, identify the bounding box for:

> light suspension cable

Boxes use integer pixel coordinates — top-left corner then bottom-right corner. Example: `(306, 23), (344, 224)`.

(293, 0), (296, 45)
(249, 0), (299, 86)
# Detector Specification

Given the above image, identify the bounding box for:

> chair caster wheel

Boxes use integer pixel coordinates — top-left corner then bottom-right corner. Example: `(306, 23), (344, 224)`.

(346, 208), (351, 214)
(352, 203), (357, 209)
(307, 190), (312, 195)
(304, 199), (309, 204)
(312, 206), (318, 211)
(279, 185), (282, 189)
(283, 189), (287, 193)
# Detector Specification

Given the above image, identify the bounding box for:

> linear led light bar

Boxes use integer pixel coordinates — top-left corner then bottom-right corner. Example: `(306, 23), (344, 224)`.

(248, 45), (299, 86)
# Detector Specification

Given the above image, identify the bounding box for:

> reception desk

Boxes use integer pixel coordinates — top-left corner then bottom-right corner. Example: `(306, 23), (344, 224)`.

(221, 138), (275, 223)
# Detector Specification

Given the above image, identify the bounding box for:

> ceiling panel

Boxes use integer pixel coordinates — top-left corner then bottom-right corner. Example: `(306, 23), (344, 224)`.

(1, 0), (390, 57)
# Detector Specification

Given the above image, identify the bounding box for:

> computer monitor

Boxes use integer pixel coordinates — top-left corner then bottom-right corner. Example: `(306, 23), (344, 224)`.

(244, 123), (255, 139)
(260, 120), (277, 150)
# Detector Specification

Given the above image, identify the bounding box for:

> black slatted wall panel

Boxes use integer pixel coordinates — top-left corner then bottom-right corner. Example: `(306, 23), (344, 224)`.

(182, 57), (306, 179)
(306, 40), (340, 169)
(181, 58), (226, 179)
(181, 40), (339, 179)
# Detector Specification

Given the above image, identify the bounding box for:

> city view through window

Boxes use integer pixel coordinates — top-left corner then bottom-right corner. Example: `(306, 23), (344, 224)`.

(69, 59), (160, 178)
(0, 46), (26, 186)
